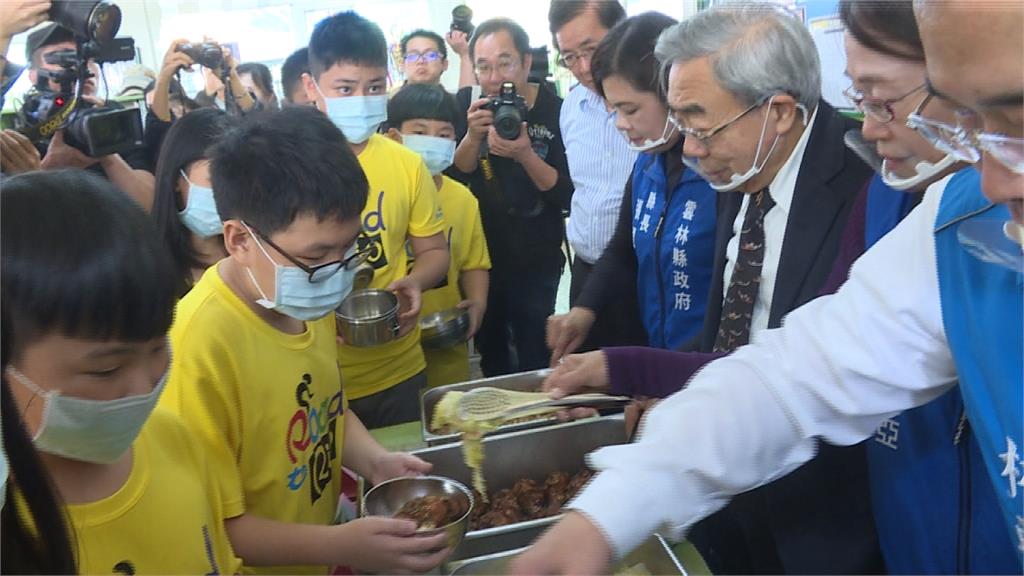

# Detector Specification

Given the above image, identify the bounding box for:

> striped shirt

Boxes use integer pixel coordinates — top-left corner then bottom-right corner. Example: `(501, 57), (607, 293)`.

(561, 84), (639, 264)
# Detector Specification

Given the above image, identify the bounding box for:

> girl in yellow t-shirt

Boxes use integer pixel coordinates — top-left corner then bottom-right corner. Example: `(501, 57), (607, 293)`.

(0, 171), (242, 575)
(386, 83), (492, 387)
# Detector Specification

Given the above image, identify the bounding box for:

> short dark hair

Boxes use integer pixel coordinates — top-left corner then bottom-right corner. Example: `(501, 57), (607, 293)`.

(839, 0), (924, 62)
(309, 11), (388, 79)
(592, 11), (677, 101)
(281, 47), (310, 100)
(387, 83), (460, 130)
(209, 106), (368, 236)
(548, 0), (626, 51)
(2, 170), (179, 352)
(469, 18), (531, 62)
(152, 108), (237, 293)
(400, 29), (447, 59)
(236, 62), (280, 108)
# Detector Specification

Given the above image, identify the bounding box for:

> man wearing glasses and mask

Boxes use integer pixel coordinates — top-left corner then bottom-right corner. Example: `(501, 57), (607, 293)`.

(450, 18), (573, 377)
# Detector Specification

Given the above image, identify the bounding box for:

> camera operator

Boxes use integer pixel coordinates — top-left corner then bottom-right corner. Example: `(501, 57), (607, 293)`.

(192, 42), (256, 114)
(23, 23), (155, 211)
(450, 18), (573, 377)
(0, 1), (51, 176)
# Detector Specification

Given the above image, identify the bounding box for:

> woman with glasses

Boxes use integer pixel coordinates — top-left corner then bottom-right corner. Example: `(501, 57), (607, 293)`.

(547, 12), (718, 359)
(152, 108), (237, 294)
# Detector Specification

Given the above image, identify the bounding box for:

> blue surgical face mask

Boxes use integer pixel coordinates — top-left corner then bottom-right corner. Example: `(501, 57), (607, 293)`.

(242, 223), (356, 321)
(402, 134), (456, 175)
(178, 170), (222, 237)
(6, 366), (168, 464)
(313, 82), (387, 144)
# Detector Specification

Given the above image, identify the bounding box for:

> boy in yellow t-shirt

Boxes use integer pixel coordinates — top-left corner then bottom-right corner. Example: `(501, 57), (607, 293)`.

(2, 171), (240, 575)
(161, 107), (450, 575)
(386, 83), (492, 386)
(304, 11), (450, 428)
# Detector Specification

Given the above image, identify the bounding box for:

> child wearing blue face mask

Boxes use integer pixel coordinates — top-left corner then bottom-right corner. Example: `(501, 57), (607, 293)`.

(152, 108), (237, 294)
(386, 83), (492, 386)
(304, 11), (451, 429)
(1, 170), (242, 574)
(161, 106), (451, 575)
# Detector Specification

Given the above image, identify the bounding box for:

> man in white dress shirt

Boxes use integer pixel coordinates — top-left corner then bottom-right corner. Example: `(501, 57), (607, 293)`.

(512, 0), (1024, 572)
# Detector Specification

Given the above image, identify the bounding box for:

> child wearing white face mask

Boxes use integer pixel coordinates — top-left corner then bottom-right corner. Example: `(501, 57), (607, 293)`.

(0, 170), (242, 574)
(386, 83), (492, 387)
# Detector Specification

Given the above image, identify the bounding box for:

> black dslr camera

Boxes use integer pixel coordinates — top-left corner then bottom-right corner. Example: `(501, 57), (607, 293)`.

(175, 41), (224, 70)
(450, 5), (475, 37)
(15, 0), (142, 158)
(486, 82), (528, 140)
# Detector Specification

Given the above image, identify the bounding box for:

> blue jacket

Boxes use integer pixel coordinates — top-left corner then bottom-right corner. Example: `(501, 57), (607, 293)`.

(629, 153), (716, 349)
(926, 169), (1023, 571)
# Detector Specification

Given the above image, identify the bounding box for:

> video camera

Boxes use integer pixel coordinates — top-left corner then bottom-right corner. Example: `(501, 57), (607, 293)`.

(15, 0), (143, 158)
(486, 82), (528, 140)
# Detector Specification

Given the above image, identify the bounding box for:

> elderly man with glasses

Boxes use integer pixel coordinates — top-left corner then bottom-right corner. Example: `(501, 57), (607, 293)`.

(513, 0), (1024, 573)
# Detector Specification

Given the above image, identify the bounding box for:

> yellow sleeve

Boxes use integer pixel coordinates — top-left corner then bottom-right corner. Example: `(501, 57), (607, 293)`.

(406, 158), (445, 238)
(462, 195), (492, 271)
(166, 316), (246, 519)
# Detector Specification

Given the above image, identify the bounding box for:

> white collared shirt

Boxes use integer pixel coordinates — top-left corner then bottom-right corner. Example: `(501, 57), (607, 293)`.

(722, 106), (819, 333)
(571, 175), (960, 558)
(561, 85), (639, 264)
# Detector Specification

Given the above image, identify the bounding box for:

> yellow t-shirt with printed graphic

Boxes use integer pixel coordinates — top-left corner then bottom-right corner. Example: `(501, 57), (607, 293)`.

(162, 265), (345, 575)
(419, 176), (491, 387)
(61, 409), (243, 575)
(339, 134), (446, 400)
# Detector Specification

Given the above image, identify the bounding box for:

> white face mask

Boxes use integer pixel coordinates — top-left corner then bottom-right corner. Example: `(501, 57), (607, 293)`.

(881, 154), (957, 191)
(683, 96), (807, 192)
(401, 134), (456, 175)
(625, 114), (678, 153)
(7, 366), (167, 464)
(313, 82), (387, 144)
(242, 223), (356, 321)
(178, 170), (222, 238)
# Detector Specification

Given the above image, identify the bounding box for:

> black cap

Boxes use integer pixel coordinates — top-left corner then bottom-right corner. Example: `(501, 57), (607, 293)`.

(25, 24), (76, 63)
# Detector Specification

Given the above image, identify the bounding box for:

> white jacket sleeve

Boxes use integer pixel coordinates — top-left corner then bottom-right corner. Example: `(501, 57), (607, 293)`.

(571, 181), (960, 558)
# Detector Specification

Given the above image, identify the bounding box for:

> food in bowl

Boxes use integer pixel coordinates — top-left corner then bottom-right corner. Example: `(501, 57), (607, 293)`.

(393, 494), (468, 530)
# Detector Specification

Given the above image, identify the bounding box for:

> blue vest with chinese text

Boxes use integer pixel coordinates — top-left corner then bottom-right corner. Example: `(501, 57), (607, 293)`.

(630, 153), (716, 349)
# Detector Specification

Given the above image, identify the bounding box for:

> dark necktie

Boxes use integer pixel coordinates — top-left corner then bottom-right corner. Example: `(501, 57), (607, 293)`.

(713, 188), (775, 353)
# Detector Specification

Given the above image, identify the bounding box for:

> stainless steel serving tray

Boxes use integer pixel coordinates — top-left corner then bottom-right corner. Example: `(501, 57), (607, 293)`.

(420, 369), (560, 445)
(412, 415), (627, 562)
(445, 534), (688, 575)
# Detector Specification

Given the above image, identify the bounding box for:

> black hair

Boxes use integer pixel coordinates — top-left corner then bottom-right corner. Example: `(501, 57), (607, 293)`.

(236, 62), (280, 109)
(281, 47), (310, 101)
(400, 29), (447, 59)
(839, 0), (924, 62)
(151, 108), (236, 293)
(209, 106), (368, 235)
(548, 0), (627, 51)
(469, 18), (531, 62)
(2, 170), (178, 351)
(387, 83), (460, 131)
(309, 11), (388, 79)
(591, 11), (677, 101)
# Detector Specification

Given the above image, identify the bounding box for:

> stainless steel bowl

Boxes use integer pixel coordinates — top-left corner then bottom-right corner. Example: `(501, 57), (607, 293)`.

(420, 307), (471, 349)
(363, 476), (474, 550)
(336, 289), (400, 347)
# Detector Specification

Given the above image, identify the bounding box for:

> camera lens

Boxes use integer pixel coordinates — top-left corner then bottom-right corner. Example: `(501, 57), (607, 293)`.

(493, 105), (522, 140)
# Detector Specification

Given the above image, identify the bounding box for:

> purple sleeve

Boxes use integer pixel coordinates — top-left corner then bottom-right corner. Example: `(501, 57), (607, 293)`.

(821, 180), (869, 296)
(604, 346), (727, 398)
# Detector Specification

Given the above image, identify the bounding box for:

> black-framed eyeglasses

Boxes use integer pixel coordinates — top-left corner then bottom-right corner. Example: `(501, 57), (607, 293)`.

(247, 223), (370, 283)
(557, 46), (596, 69)
(404, 50), (442, 64)
(668, 97), (766, 149)
(843, 83), (925, 123)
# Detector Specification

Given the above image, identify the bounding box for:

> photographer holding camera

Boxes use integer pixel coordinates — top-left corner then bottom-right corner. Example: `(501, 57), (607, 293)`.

(191, 41), (257, 114)
(16, 23), (155, 210)
(451, 18), (573, 377)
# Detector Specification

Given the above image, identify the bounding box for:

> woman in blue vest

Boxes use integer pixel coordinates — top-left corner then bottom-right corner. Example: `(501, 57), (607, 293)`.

(547, 12), (717, 359)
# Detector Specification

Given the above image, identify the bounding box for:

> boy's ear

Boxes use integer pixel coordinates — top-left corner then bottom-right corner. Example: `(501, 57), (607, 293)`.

(385, 127), (403, 144)
(222, 220), (255, 265)
(301, 72), (320, 110)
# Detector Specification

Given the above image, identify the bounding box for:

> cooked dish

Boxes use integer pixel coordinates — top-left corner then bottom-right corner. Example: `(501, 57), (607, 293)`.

(393, 495), (467, 530)
(468, 469), (594, 531)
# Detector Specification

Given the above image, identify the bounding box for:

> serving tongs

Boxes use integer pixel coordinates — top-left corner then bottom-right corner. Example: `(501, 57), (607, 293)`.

(456, 387), (631, 422)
